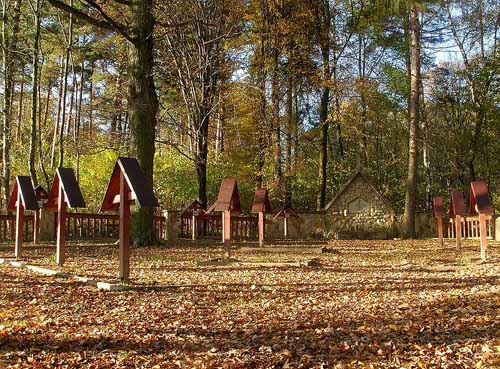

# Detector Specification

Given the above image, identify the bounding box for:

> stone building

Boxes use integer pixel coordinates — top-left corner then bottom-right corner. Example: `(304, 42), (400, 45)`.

(323, 171), (397, 239)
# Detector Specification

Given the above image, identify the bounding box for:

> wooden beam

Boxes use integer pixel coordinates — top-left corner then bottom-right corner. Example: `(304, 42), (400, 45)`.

(455, 215), (462, 252)
(223, 210), (231, 258)
(192, 214), (197, 241)
(479, 213), (487, 260)
(284, 214), (289, 240)
(15, 190), (24, 259)
(119, 170), (131, 282)
(33, 209), (40, 245)
(437, 216), (444, 248)
(112, 193), (135, 205)
(258, 212), (265, 247)
(56, 185), (66, 266)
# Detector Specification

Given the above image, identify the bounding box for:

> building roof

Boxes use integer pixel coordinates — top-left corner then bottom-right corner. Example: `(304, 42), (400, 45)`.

(272, 204), (300, 220)
(213, 177), (241, 212)
(251, 188), (271, 213)
(324, 171), (395, 213)
(432, 196), (445, 217)
(46, 168), (86, 209)
(7, 176), (39, 211)
(178, 200), (205, 218)
(470, 180), (493, 215)
(101, 157), (159, 211)
(450, 190), (466, 217)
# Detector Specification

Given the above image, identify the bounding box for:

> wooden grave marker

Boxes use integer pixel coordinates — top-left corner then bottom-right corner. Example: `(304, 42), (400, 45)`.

(251, 188), (271, 247)
(469, 180), (493, 260)
(450, 190), (466, 252)
(46, 168), (86, 266)
(272, 204), (300, 240)
(8, 176), (39, 259)
(179, 200), (205, 240)
(432, 196), (445, 247)
(213, 177), (241, 257)
(101, 157), (159, 282)
(33, 185), (49, 245)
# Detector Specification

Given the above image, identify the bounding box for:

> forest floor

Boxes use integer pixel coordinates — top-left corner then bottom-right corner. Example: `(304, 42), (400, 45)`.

(0, 239), (499, 368)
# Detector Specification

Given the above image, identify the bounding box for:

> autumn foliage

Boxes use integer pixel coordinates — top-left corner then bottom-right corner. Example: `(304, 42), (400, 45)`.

(1, 240), (499, 368)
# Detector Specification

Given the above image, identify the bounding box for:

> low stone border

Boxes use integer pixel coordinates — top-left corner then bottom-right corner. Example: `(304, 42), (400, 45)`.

(196, 257), (322, 268)
(0, 257), (128, 291)
(239, 246), (326, 254)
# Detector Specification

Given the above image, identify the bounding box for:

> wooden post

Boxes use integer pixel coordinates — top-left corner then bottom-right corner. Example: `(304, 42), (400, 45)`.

(119, 171), (131, 282)
(33, 209), (40, 245)
(224, 210), (231, 257)
(437, 216), (444, 247)
(192, 214), (197, 241)
(258, 212), (265, 247)
(15, 191), (24, 259)
(56, 185), (66, 266)
(455, 215), (462, 252)
(284, 212), (289, 240)
(221, 212), (225, 243)
(479, 213), (487, 260)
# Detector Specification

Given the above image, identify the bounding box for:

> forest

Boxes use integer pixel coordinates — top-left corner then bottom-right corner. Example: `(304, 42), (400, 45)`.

(1, 0), (499, 237)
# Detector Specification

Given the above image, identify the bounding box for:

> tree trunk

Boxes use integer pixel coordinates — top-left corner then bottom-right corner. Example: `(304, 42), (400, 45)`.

(88, 61), (94, 137)
(51, 53), (65, 167)
(111, 72), (122, 133)
(40, 79), (52, 189)
(332, 60), (344, 160)
(403, 2), (421, 239)
(58, 3), (73, 168)
(358, 34), (368, 164)
(29, 0), (42, 186)
(66, 78), (75, 138)
(316, 40), (330, 210)
(215, 89), (225, 155)
(75, 60), (84, 141)
(7, 0), (21, 111)
(128, 0), (158, 245)
(420, 78), (432, 209)
(2, 0), (22, 207)
(285, 73), (293, 203)
(195, 113), (209, 209)
(271, 43), (282, 194)
(256, 22), (267, 188)
(17, 75), (24, 140)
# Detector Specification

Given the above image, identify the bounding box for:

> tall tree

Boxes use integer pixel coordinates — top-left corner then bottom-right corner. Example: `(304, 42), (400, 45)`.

(57, 2), (73, 167)
(157, 0), (238, 208)
(315, 0), (363, 209)
(28, 0), (43, 186)
(48, 0), (159, 245)
(403, 0), (421, 238)
(314, 0), (331, 210)
(1, 0), (22, 207)
(445, 0), (499, 181)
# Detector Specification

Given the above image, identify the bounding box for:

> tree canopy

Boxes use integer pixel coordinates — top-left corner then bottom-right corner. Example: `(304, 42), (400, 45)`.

(1, 0), (499, 232)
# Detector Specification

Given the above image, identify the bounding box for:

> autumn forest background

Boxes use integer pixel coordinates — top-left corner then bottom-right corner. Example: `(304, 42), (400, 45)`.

(1, 0), (499, 236)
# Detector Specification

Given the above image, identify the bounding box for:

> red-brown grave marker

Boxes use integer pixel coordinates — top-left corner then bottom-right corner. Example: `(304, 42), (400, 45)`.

(7, 176), (39, 259)
(432, 196), (445, 247)
(213, 177), (241, 257)
(101, 157), (159, 282)
(46, 168), (86, 266)
(272, 204), (300, 240)
(450, 190), (466, 252)
(469, 180), (493, 260)
(251, 188), (271, 247)
(33, 185), (49, 245)
(179, 200), (205, 241)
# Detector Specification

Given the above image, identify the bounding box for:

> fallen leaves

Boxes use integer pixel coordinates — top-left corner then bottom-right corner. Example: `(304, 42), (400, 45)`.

(0, 239), (499, 368)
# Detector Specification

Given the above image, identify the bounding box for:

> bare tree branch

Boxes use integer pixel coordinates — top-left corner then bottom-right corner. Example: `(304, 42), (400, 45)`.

(47, 0), (134, 43)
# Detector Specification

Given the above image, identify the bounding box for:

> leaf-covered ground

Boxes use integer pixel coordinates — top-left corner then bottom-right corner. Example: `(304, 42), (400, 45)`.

(1, 239), (500, 368)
